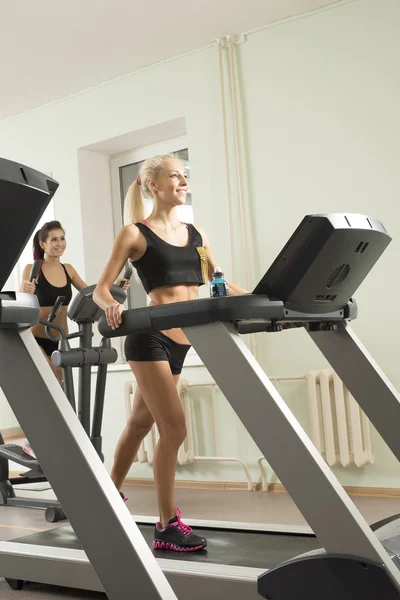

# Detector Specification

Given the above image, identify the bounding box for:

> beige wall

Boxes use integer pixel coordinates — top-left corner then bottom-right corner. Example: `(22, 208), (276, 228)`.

(1, 0), (399, 488)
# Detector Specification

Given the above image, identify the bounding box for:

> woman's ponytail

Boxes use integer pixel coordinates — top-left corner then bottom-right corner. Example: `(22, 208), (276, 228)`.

(123, 180), (145, 225)
(123, 154), (177, 225)
(33, 230), (44, 260)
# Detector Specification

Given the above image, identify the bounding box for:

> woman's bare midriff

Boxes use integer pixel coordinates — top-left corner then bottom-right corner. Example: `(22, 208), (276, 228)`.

(148, 283), (199, 345)
(30, 305), (69, 339)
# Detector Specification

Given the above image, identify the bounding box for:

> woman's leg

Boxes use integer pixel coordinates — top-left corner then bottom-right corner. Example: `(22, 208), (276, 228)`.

(110, 383), (155, 491)
(39, 347), (63, 384)
(111, 370), (181, 493)
(124, 361), (185, 528)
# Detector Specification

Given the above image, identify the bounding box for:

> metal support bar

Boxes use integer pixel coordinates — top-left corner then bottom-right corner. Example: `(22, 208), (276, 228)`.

(308, 322), (400, 463)
(78, 323), (92, 436)
(91, 362), (107, 460)
(62, 363), (76, 412)
(0, 328), (177, 600)
(183, 322), (400, 589)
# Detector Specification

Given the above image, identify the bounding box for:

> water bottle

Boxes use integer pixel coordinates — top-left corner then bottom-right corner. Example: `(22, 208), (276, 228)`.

(210, 267), (229, 298)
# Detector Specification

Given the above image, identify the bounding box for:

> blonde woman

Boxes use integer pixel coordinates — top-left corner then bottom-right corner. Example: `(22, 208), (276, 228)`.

(94, 154), (247, 552)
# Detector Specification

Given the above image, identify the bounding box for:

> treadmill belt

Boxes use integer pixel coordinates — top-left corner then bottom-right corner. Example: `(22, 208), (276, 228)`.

(16, 523), (321, 570)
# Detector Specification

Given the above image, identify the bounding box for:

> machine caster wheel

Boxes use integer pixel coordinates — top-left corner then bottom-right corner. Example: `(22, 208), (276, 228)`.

(6, 578), (24, 590)
(45, 506), (66, 523)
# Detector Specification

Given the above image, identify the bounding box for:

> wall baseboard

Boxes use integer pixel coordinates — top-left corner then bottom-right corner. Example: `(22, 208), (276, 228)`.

(124, 478), (400, 498)
(2, 427), (24, 441)
(124, 477), (261, 492)
(7, 471), (400, 499)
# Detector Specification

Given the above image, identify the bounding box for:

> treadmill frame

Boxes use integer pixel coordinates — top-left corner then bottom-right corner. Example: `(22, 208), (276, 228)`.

(0, 327), (177, 600)
(1, 319), (400, 596)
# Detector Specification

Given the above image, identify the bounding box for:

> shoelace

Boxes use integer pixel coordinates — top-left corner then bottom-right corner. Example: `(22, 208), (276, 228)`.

(175, 508), (192, 535)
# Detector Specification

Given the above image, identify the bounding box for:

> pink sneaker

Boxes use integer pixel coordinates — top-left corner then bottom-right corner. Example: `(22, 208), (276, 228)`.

(153, 508), (207, 552)
(22, 440), (36, 459)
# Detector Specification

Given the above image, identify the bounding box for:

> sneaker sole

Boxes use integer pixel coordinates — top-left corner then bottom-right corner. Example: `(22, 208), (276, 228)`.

(152, 540), (206, 552)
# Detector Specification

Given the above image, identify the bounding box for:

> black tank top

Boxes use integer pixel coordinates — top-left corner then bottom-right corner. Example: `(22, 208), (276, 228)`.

(131, 222), (207, 294)
(34, 264), (73, 307)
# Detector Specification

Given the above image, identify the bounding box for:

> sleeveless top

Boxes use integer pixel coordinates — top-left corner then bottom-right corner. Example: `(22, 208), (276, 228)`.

(34, 264), (73, 307)
(131, 222), (207, 294)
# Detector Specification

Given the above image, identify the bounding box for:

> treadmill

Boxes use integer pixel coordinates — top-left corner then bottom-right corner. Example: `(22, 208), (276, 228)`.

(2, 159), (400, 599)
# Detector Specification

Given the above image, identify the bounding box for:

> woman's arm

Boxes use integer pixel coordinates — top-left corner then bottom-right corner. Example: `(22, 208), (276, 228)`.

(93, 225), (139, 328)
(20, 264), (36, 293)
(65, 265), (88, 292)
(197, 227), (250, 296)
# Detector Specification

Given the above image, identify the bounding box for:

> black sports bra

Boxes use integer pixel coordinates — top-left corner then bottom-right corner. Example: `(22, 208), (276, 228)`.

(131, 221), (207, 294)
(34, 264), (73, 307)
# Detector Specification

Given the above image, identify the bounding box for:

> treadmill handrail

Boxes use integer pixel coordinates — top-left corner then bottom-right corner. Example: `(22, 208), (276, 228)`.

(98, 296), (285, 338)
(97, 294), (357, 339)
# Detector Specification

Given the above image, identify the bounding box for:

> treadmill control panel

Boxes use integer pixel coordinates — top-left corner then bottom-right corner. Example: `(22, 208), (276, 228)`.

(0, 292), (40, 328)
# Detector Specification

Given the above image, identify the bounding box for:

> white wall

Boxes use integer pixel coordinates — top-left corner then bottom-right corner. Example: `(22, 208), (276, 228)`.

(1, 0), (400, 488)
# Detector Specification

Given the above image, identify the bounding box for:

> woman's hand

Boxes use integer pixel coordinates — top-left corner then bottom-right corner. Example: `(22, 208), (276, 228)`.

(105, 302), (125, 330)
(21, 280), (36, 294)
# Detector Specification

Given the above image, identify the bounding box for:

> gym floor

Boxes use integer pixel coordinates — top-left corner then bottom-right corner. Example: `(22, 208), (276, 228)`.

(1, 486), (400, 599)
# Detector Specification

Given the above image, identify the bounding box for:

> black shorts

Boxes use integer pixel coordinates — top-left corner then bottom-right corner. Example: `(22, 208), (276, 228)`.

(124, 330), (191, 375)
(35, 337), (58, 357)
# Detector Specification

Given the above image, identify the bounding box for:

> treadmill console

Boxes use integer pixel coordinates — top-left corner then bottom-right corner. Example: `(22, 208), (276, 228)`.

(253, 213), (391, 314)
(68, 284), (126, 324)
(0, 292), (40, 328)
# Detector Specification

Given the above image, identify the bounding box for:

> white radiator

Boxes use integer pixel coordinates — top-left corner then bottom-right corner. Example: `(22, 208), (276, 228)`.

(306, 369), (374, 468)
(258, 370), (374, 491)
(124, 379), (253, 490)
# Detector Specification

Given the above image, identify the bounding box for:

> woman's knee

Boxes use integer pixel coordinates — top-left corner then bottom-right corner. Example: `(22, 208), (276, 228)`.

(127, 415), (154, 437)
(158, 418), (187, 447)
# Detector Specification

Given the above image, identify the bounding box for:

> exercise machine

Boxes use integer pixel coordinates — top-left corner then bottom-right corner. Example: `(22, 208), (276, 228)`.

(43, 283), (126, 522)
(0, 281), (125, 522)
(0, 287), (72, 515)
(1, 159), (400, 599)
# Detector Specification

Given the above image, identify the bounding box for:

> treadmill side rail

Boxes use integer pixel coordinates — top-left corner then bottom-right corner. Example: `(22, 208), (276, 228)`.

(183, 321), (400, 590)
(0, 328), (177, 600)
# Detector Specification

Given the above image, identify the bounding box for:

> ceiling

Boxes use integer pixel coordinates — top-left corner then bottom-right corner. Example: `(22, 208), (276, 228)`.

(0, 0), (342, 122)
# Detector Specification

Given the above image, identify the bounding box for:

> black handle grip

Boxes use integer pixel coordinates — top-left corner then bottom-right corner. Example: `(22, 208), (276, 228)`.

(98, 306), (153, 338)
(119, 262), (133, 288)
(29, 260), (42, 282)
(48, 296), (66, 322)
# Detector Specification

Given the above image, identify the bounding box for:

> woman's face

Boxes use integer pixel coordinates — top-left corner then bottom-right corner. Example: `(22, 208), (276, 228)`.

(40, 228), (66, 258)
(151, 158), (188, 208)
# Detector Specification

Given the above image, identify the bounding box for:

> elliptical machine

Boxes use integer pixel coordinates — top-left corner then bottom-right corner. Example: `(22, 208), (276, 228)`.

(0, 260), (129, 522)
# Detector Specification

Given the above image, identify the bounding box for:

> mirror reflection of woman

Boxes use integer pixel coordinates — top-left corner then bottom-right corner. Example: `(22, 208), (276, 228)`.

(20, 221), (87, 383)
(21, 220), (131, 383)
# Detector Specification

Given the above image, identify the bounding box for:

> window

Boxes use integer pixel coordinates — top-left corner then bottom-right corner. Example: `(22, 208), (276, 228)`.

(109, 136), (202, 366)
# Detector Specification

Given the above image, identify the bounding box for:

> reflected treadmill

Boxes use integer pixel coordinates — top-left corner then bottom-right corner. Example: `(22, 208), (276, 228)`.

(2, 158), (400, 599)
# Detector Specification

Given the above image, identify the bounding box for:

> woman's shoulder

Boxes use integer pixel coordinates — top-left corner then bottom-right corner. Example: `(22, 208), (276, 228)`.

(192, 224), (209, 245)
(63, 263), (75, 279)
(21, 263), (33, 278)
(118, 223), (146, 247)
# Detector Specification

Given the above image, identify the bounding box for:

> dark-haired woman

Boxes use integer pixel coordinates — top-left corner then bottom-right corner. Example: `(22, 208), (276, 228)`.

(21, 220), (130, 382)
(20, 221), (88, 383)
